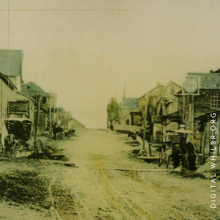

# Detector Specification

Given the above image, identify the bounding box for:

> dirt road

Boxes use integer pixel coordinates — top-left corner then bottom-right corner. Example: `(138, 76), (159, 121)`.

(0, 129), (219, 220)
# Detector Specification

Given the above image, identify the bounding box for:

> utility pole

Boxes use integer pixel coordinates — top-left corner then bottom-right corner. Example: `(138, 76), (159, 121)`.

(0, 81), (2, 143)
(49, 93), (52, 141)
(142, 105), (147, 150)
(64, 111), (66, 130)
(191, 95), (195, 145)
(182, 86), (185, 123)
(53, 107), (56, 123)
(35, 95), (41, 140)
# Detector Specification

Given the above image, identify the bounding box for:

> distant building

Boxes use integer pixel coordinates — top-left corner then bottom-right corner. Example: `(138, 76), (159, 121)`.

(68, 117), (85, 130)
(21, 81), (57, 134)
(22, 81), (57, 108)
(113, 81), (181, 133)
(139, 81), (182, 142)
(119, 98), (141, 126)
(139, 84), (165, 105)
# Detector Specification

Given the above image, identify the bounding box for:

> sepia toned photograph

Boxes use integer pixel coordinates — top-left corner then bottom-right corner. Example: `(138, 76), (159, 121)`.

(0, 0), (219, 219)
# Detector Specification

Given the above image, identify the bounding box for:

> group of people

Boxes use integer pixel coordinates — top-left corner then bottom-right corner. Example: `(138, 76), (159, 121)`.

(128, 130), (197, 171)
(45, 121), (64, 140)
(51, 122), (75, 140)
(51, 122), (64, 140)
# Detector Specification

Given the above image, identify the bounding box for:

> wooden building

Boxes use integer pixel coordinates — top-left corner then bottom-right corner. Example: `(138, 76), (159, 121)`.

(178, 70), (220, 154)
(140, 81), (182, 142)
(0, 73), (17, 144)
(21, 81), (57, 135)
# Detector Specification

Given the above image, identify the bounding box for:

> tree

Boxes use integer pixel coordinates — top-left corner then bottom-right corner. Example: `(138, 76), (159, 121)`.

(107, 97), (119, 127)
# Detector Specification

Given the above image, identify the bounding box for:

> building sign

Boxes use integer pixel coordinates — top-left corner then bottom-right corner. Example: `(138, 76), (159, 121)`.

(183, 77), (198, 93)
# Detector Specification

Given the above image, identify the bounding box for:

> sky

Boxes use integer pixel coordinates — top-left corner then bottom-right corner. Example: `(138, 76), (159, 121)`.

(1, 0), (220, 128)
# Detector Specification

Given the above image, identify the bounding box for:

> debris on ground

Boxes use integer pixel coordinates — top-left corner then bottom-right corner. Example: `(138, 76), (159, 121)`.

(197, 156), (220, 179)
(124, 140), (140, 146)
(27, 141), (67, 160)
(131, 149), (141, 156)
(173, 167), (181, 172)
(0, 169), (79, 219)
(63, 162), (77, 167)
(51, 184), (78, 219)
(0, 170), (51, 209)
(45, 161), (77, 168)
(170, 169), (206, 179)
(131, 149), (148, 156)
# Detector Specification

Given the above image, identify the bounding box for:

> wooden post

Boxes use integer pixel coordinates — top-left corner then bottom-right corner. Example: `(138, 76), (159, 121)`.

(0, 80), (2, 143)
(191, 95), (195, 144)
(35, 95), (41, 140)
(49, 94), (51, 141)
(200, 131), (203, 154)
(182, 86), (185, 123)
(58, 107), (61, 125)
(64, 111), (66, 130)
(143, 124), (146, 150)
(142, 106), (146, 150)
(53, 107), (56, 123)
(149, 144), (152, 156)
(202, 125), (206, 155)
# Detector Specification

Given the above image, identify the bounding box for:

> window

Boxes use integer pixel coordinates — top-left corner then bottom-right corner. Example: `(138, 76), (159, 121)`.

(211, 93), (220, 109)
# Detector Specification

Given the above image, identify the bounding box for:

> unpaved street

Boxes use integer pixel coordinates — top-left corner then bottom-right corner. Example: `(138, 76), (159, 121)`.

(0, 129), (220, 220)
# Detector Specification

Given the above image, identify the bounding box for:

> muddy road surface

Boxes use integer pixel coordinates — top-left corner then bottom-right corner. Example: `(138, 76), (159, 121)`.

(0, 129), (219, 220)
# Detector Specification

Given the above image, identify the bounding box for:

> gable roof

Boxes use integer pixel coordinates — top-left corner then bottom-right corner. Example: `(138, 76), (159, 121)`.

(139, 84), (165, 99)
(188, 72), (220, 89)
(121, 98), (139, 109)
(0, 50), (23, 77)
(166, 81), (182, 89)
(21, 81), (48, 97)
(139, 81), (181, 100)
(0, 72), (17, 90)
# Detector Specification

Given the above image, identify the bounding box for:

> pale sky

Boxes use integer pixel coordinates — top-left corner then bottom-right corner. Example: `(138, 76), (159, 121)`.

(1, 0), (220, 128)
